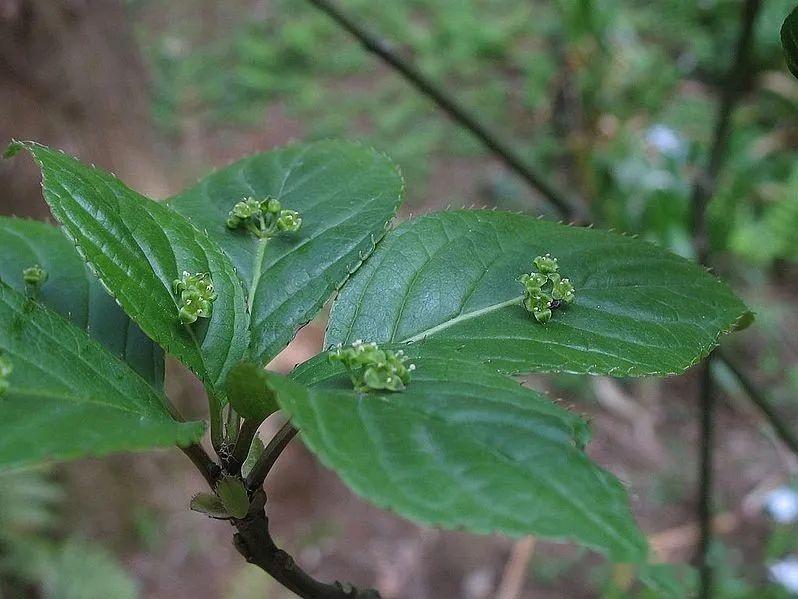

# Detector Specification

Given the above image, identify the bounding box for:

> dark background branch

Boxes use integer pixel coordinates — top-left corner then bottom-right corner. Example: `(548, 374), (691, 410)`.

(303, 0), (589, 223)
(233, 491), (380, 599)
(690, 1), (763, 596)
(718, 349), (798, 456)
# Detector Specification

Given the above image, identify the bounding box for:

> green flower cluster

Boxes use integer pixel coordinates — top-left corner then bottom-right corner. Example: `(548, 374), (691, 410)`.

(225, 196), (302, 238)
(22, 264), (48, 286)
(329, 340), (415, 392)
(519, 254), (575, 324)
(0, 353), (12, 397)
(172, 271), (218, 325)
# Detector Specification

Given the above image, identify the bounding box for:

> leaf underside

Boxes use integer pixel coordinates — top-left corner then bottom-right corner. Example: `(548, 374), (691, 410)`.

(0, 216), (164, 389)
(168, 140), (403, 365)
(288, 351), (647, 562)
(0, 282), (204, 471)
(326, 211), (750, 376)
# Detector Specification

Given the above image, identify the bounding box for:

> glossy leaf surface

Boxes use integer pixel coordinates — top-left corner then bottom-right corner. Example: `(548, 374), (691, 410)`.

(169, 141), (403, 364)
(0, 216), (163, 388)
(327, 211), (749, 376)
(6, 142), (250, 393)
(0, 282), (204, 471)
(284, 350), (647, 561)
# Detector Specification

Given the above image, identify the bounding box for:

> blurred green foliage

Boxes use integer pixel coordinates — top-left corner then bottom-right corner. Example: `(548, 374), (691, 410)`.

(0, 470), (138, 598)
(135, 0), (797, 266)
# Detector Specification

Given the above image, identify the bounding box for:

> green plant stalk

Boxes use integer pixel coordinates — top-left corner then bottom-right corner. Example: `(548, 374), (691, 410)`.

(230, 418), (261, 472)
(246, 421), (298, 490)
(181, 423), (377, 597)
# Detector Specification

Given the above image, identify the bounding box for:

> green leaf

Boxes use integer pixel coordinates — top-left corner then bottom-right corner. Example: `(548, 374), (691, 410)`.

(326, 211), (750, 376)
(40, 538), (139, 599)
(0, 281), (204, 471)
(6, 142), (250, 394)
(782, 5), (798, 79)
(284, 350), (646, 562)
(215, 476), (250, 519)
(190, 492), (230, 518)
(168, 140), (403, 364)
(226, 362), (278, 422)
(0, 217), (164, 389)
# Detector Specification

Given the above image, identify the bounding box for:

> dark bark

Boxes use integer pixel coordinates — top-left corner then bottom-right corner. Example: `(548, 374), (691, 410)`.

(233, 491), (380, 599)
(0, 0), (167, 218)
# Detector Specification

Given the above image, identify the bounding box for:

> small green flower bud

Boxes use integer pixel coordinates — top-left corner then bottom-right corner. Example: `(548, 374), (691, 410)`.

(262, 197), (282, 214)
(519, 254), (574, 324)
(173, 271), (217, 325)
(276, 209), (301, 233)
(231, 197), (262, 220)
(519, 272), (547, 292)
(224, 195), (301, 239)
(533, 254), (559, 274)
(22, 264), (48, 286)
(533, 304), (552, 324)
(552, 277), (575, 304)
(329, 340), (414, 392)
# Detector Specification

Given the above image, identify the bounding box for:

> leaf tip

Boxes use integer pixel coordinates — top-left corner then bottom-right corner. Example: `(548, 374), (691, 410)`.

(3, 140), (24, 159)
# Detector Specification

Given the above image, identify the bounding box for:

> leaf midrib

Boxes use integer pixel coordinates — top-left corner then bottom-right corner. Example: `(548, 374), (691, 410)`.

(402, 296), (523, 343)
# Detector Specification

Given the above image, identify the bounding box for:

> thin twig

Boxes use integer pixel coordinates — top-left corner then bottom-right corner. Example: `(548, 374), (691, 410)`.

(696, 361), (715, 597)
(496, 536), (536, 599)
(717, 349), (798, 455)
(691, 0), (762, 264)
(303, 0), (589, 223)
(690, 2), (763, 596)
(714, 353), (798, 463)
(180, 443), (221, 488)
(246, 421), (298, 490)
(234, 490), (380, 598)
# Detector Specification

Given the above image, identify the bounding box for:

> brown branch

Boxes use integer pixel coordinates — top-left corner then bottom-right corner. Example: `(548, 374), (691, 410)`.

(695, 361), (716, 597)
(233, 491), (380, 598)
(303, 0), (589, 223)
(182, 424), (377, 597)
(180, 442), (221, 488)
